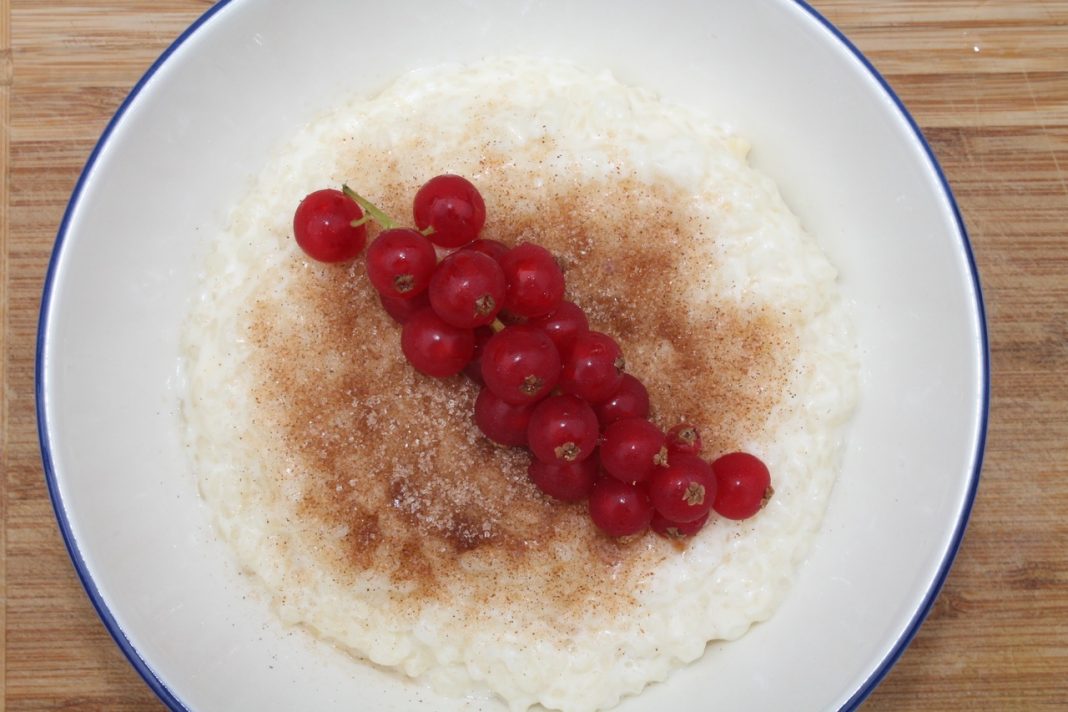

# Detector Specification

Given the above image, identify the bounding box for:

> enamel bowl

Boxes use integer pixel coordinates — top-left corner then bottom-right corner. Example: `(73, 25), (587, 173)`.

(38, 1), (987, 709)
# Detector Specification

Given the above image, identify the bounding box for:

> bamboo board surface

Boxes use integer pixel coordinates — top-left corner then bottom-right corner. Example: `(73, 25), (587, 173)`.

(2, 1), (1066, 709)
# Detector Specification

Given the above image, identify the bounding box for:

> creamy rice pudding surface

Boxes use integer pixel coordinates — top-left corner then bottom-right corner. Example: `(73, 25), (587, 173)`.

(182, 58), (857, 711)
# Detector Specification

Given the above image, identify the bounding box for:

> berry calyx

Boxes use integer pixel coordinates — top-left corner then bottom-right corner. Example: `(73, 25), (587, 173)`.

(413, 174), (486, 248)
(293, 188), (368, 262)
(527, 394), (599, 465)
(588, 477), (653, 537)
(499, 243), (565, 318)
(648, 454), (715, 523)
(594, 373), (650, 427)
(400, 307), (475, 378)
(711, 451), (773, 520)
(559, 331), (625, 403)
(428, 250), (507, 328)
(480, 325), (561, 405)
(528, 457), (598, 502)
(600, 418), (668, 484)
(666, 423), (703, 455)
(651, 510), (709, 540)
(474, 387), (536, 447)
(366, 228), (438, 299)
(526, 301), (589, 354)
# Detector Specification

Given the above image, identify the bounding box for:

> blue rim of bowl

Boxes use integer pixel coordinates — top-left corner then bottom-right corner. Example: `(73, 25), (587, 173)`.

(35, 1), (989, 710)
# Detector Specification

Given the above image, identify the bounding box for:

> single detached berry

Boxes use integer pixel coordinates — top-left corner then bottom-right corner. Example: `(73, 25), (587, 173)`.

(499, 243), (565, 318)
(594, 373), (650, 427)
(481, 325), (561, 405)
(474, 387), (535, 447)
(428, 250), (507, 328)
(528, 457), (598, 502)
(526, 301), (589, 354)
(463, 238), (509, 262)
(379, 291), (430, 324)
(711, 451), (773, 520)
(588, 477), (653, 537)
(527, 394), (599, 465)
(366, 228), (438, 299)
(600, 418), (668, 484)
(666, 423), (702, 456)
(413, 174), (486, 248)
(400, 307), (475, 378)
(293, 188), (368, 263)
(559, 331), (625, 403)
(648, 454), (716, 524)
(651, 510), (710, 540)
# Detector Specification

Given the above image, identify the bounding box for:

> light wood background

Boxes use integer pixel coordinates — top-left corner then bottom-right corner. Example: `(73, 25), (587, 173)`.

(2, 1), (1066, 709)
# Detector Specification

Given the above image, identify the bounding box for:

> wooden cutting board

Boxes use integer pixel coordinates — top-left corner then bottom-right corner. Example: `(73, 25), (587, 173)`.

(2, 1), (1066, 709)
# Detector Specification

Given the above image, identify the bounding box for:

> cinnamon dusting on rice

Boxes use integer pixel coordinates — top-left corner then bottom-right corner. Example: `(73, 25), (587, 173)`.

(245, 150), (795, 621)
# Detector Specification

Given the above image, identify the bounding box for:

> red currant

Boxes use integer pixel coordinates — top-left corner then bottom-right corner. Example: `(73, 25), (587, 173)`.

(379, 290), (430, 324)
(480, 326), (561, 405)
(400, 307), (474, 378)
(528, 457), (598, 502)
(428, 250), (506, 328)
(648, 454), (715, 523)
(526, 301), (589, 354)
(413, 174), (486, 248)
(499, 243), (565, 318)
(588, 477), (653, 537)
(366, 228), (438, 300)
(474, 387), (535, 447)
(527, 394), (599, 465)
(600, 418), (668, 484)
(666, 423), (703, 456)
(463, 238), (509, 262)
(594, 374), (650, 427)
(651, 510), (709, 540)
(462, 326), (495, 384)
(559, 331), (625, 403)
(711, 452), (773, 520)
(292, 188), (367, 263)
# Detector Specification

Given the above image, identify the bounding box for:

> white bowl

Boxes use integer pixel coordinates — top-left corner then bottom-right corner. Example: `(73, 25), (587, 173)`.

(37, 1), (987, 710)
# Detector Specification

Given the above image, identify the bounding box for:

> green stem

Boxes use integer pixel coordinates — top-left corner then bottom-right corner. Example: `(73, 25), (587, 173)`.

(490, 318), (506, 333)
(342, 184), (397, 230)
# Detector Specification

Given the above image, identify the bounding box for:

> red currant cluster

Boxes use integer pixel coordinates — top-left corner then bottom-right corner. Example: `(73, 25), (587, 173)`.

(292, 175), (773, 539)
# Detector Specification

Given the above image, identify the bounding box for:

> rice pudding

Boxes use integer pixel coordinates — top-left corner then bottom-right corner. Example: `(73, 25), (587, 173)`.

(182, 57), (857, 712)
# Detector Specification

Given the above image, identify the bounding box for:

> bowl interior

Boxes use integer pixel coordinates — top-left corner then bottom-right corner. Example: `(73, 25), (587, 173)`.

(39, 1), (985, 710)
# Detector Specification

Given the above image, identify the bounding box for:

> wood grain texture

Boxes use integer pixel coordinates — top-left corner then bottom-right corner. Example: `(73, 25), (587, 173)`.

(3, 1), (1066, 710)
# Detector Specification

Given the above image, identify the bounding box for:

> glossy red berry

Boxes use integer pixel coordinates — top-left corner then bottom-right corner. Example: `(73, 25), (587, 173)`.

(594, 374), (650, 427)
(600, 418), (668, 484)
(559, 331), (625, 403)
(588, 477), (653, 537)
(428, 250), (506, 328)
(666, 423), (702, 455)
(379, 290), (430, 324)
(711, 452), (773, 520)
(400, 307), (474, 378)
(528, 457), (598, 502)
(651, 510), (709, 540)
(526, 301), (589, 354)
(413, 174), (486, 248)
(648, 454), (715, 524)
(293, 188), (368, 263)
(474, 387), (535, 447)
(499, 243), (565, 318)
(480, 326), (561, 405)
(463, 238), (509, 262)
(527, 394), (599, 465)
(366, 228), (438, 299)
(462, 326), (495, 384)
